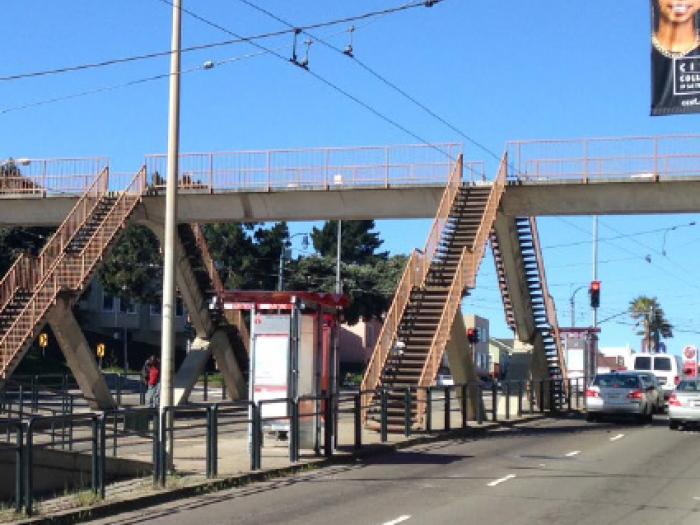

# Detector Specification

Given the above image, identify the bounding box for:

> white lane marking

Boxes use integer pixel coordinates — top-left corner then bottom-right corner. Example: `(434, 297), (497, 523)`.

(382, 516), (411, 525)
(539, 463), (546, 467)
(610, 433), (625, 442)
(565, 450), (581, 457)
(487, 474), (516, 487)
(693, 497), (700, 501)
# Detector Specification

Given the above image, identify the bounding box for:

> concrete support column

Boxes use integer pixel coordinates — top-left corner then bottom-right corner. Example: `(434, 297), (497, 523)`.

(46, 296), (116, 410)
(445, 309), (480, 419)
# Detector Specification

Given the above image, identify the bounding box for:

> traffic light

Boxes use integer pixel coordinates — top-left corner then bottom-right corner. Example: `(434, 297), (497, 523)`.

(38, 333), (48, 348)
(467, 327), (479, 344)
(589, 280), (601, 308)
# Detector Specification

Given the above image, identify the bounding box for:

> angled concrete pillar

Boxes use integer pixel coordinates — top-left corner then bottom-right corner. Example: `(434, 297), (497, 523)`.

(209, 328), (246, 400)
(445, 309), (480, 419)
(173, 337), (212, 405)
(46, 295), (116, 410)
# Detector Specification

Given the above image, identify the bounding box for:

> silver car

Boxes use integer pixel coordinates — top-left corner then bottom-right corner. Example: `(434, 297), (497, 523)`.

(668, 379), (700, 430)
(586, 371), (656, 423)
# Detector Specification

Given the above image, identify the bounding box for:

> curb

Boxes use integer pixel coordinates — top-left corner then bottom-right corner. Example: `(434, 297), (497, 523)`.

(17, 411), (577, 524)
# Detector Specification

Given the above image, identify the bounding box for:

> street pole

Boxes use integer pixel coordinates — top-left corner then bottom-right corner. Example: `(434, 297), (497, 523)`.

(160, 0), (182, 469)
(592, 215), (598, 373)
(335, 220), (342, 294)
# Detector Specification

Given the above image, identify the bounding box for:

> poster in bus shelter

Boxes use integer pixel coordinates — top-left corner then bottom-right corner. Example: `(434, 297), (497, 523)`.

(651, 0), (700, 115)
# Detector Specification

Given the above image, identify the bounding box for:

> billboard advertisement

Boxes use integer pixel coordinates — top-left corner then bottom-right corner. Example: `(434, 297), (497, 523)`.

(651, 0), (700, 115)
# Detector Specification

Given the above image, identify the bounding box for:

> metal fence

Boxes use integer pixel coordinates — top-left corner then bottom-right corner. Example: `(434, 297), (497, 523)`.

(0, 377), (585, 516)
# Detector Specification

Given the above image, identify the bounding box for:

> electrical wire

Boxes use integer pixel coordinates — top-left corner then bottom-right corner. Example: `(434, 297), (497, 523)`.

(156, 0), (453, 160)
(235, 0), (505, 165)
(0, 2), (431, 83)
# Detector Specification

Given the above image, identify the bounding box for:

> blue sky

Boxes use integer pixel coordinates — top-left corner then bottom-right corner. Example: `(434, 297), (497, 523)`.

(2, 1), (699, 354)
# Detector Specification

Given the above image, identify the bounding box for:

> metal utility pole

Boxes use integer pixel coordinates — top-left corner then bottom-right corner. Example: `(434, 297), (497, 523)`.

(160, 0), (182, 462)
(335, 220), (342, 294)
(591, 215), (599, 373)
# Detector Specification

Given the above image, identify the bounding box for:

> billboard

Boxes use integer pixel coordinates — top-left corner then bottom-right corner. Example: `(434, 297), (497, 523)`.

(651, 0), (700, 115)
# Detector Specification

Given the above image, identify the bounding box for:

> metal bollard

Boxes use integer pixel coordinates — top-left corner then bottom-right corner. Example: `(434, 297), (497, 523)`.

(518, 381), (523, 416)
(492, 384), (498, 422)
(461, 384), (468, 429)
(444, 386), (451, 431)
(152, 412), (160, 486)
(203, 371), (209, 402)
(25, 421), (34, 515)
(354, 393), (362, 449)
(14, 425), (23, 514)
(477, 386), (484, 425)
(91, 418), (99, 494)
(116, 374), (122, 407)
(324, 394), (333, 458)
(567, 379), (572, 411)
(251, 404), (262, 470)
(404, 388), (412, 437)
(505, 382), (511, 420)
(426, 388), (433, 432)
(380, 389), (388, 443)
(539, 381), (545, 414)
(206, 407), (214, 477)
(289, 400), (299, 463)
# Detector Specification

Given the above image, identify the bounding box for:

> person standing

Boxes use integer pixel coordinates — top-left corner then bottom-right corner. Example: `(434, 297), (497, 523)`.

(143, 355), (161, 408)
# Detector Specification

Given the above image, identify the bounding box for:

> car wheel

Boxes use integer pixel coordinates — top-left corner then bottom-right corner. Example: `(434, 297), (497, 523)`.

(669, 420), (679, 430)
(646, 410), (654, 424)
(586, 412), (597, 422)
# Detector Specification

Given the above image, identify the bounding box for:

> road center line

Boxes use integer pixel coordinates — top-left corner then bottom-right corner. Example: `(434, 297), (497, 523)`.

(487, 474), (516, 487)
(382, 515), (411, 525)
(610, 434), (625, 442)
(565, 450), (581, 457)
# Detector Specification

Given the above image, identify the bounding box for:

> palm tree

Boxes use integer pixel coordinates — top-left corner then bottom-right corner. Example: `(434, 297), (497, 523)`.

(629, 296), (673, 352)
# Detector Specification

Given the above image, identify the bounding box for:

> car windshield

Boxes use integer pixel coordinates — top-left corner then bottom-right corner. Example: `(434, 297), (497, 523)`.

(654, 357), (672, 371)
(593, 374), (640, 388)
(634, 356), (651, 370)
(676, 381), (700, 392)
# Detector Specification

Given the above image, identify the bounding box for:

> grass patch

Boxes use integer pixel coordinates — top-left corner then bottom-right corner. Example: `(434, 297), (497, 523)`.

(73, 489), (102, 508)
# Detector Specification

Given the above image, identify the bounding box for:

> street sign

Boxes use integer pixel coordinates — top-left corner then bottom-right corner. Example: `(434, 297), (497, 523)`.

(96, 343), (105, 358)
(38, 333), (48, 348)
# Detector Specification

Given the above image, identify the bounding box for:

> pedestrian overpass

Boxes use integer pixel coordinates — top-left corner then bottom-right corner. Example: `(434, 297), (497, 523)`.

(1, 135), (699, 427)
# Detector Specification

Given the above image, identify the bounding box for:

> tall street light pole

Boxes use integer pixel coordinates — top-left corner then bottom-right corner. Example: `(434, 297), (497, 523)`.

(161, 0), (182, 464)
(335, 220), (342, 294)
(569, 285), (587, 327)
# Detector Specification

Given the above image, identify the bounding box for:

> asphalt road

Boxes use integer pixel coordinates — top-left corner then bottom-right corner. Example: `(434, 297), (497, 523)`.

(86, 414), (700, 525)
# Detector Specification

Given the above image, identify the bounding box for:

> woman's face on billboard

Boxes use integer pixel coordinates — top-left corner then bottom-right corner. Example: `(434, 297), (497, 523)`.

(657, 1), (700, 24)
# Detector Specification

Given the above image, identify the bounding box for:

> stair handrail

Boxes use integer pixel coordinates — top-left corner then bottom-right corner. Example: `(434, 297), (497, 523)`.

(0, 255), (35, 314)
(420, 155), (463, 283)
(414, 153), (508, 424)
(490, 233), (516, 331)
(191, 223), (225, 295)
(528, 217), (567, 382)
(35, 166), (110, 277)
(359, 249), (424, 417)
(0, 168), (146, 377)
(0, 168), (108, 314)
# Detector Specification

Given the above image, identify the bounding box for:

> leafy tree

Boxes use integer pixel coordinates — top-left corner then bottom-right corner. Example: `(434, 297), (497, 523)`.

(204, 222), (289, 290)
(0, 227), (54, 275)
(629, 295), (673, 352)
(98, 225), (162, 304)
(311, 220), (388, 265)
(286, 253), (407, 324)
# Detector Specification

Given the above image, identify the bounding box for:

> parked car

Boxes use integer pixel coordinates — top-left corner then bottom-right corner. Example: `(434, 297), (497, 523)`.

(668, 379), (700, 430)
(636, 372), (665, 413)
(586, 371), (657, 423)
(631, 353), (683, 402)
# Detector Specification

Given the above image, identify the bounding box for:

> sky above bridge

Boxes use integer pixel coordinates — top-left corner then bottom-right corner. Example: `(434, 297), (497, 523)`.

(2, 1), (699, 353)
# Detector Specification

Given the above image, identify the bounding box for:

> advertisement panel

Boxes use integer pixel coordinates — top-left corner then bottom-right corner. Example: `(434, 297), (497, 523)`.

(651, 0), (700, 115)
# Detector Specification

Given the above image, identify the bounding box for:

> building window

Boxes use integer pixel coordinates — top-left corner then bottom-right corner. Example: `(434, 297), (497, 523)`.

(150, 303), (162, 316)
(119, 298), (137, 314)
(102, 293), (115, 312)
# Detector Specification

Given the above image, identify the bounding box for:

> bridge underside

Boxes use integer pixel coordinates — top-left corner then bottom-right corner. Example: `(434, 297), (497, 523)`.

(2, 178), (700, 227)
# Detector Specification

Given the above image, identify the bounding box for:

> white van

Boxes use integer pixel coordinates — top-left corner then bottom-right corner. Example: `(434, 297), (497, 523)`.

(632, 353), (683, 401)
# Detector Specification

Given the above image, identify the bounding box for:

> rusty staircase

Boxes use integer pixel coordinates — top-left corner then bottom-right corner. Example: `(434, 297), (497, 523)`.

(0, 167), (146, 379)
(177, 223), (249, 377)
(491, 216), (567, 406)
(360, 155), (507, 430)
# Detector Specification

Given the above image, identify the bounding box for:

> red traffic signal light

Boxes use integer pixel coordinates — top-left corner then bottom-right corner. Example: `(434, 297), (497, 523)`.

(589, 280), (601, 308)
(467, 327), (479, 343)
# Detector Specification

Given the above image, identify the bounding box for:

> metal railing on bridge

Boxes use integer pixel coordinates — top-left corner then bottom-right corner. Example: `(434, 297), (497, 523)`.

(0, 157), (108, 196)
(144, 144), (478, 192)
(507, 134), (700, 182)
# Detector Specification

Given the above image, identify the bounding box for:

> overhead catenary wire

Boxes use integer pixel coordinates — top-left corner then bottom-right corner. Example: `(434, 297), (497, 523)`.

(235, 0), (505, 164)
(155, 0), (453, 160)
(0, 1), (432, 83)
